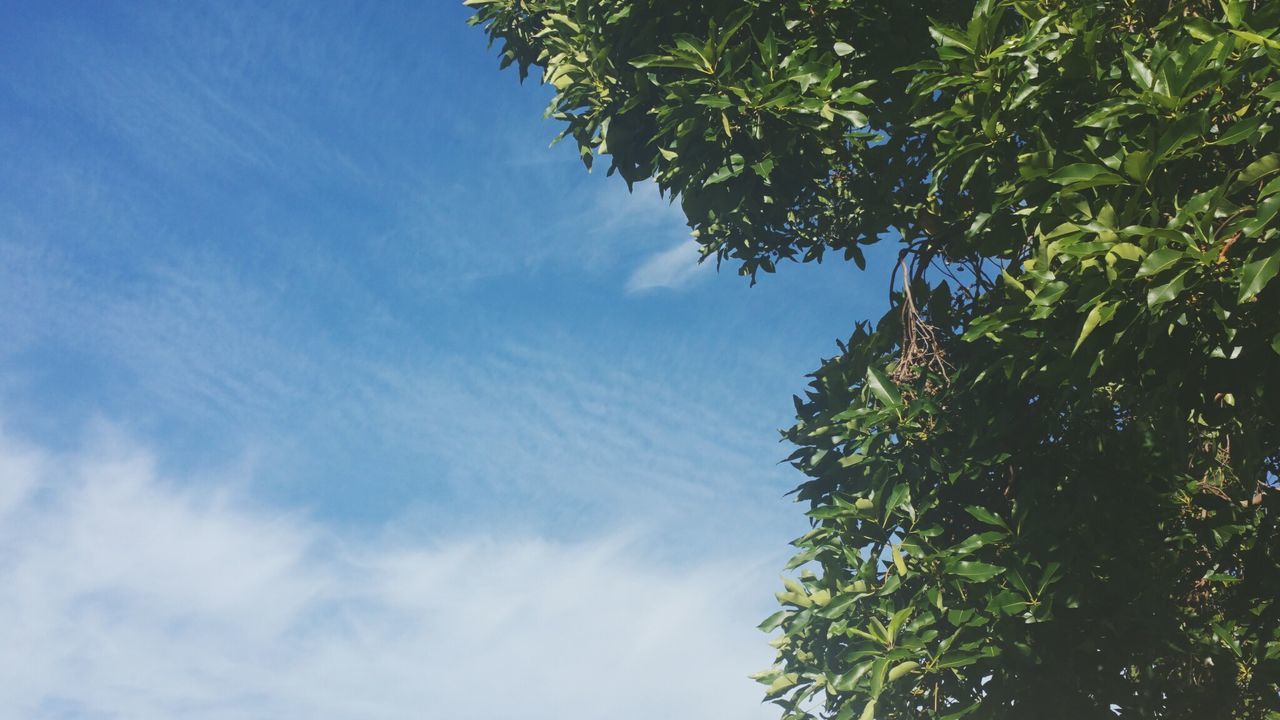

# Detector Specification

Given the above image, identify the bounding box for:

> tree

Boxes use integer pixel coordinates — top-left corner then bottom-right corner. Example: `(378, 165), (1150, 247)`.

(466, 1), (1280, 717)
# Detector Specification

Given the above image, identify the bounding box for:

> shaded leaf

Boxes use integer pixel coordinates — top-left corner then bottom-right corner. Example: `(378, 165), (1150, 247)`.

(1147, 269), (1189, 308)
(964, 506), (1009, 530)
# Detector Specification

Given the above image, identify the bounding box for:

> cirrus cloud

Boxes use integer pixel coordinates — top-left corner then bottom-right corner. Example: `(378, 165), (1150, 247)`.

(626, 240), (711, 293)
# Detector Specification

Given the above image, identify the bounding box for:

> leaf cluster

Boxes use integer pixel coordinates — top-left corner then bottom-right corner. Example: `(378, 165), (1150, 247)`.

(468, 0), (1280, 717)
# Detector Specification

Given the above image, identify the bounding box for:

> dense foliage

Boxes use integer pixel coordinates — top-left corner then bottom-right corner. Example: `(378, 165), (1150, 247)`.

(467, 0), (1280, 717)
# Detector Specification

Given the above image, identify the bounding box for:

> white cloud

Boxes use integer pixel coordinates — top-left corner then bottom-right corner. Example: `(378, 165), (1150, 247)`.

(626, 240), (711, 293)
(0, 240), (804, 552)
(0, 423), (780, 720)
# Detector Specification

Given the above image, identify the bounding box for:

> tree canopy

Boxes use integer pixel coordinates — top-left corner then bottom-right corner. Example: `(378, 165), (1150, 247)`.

(467, 0), (1280, 717)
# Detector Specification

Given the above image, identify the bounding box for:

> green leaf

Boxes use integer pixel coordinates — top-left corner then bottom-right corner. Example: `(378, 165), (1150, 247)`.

(1210, 116), (1265, 146)
(1231, 30), (1280, 50)
(1147, 269), (1189, 308)
(1223, 0), (1244, 26)
(869, 617), (891, 645)
(1124, 51), (1153, 90)
(946, 560), (1006, 582)
(714, 6), (753, 55)
(1000, 268), (1031, 298)
(1122, 150), (1154, 182)
(929, 25), (974, 53)
(832, 703), (857, 720)
(473, 7), (1280, 713)
(877, 572), (902, 597)
(887, 661), (920, 683)
(1047, 163), (1126, 187)
(882, 482), (910, 521)
(1108, 243), (1145, 263)
(1037, 562), (1062, 596)
(758, 610), (790, 631)
(833, 660), (875, 692)
(1072, 302), (1114, 355)
(987, 589), (1029, 615)
(865, 366), (902, 407)
(818, 592), (861, 619)
(887, 607), (913, 643)
(1237, 154), (1280, 187)
(868, 656), (890, 697)
(832, 108), (870, 127)
(704, 164), (739, 186)
(763, 672), (800, 699)
(1155, 114), (1204, 160)
(1184, 17), (1223, 41)
(778, 543), (819, 566)
(696, 94), (732, 109)
(936, 652), (986, 669)
(629, 54), (697, 70)
(1031, 280), (1068, 307)
(1005, 563), (1033, 596)
(1242, 195), (1280, 236)
(964, 505), (1009, 529)
(951, 531), (1006, 555)
(1136, 247), (1184, 277)
(1238, 252), (1280, 302)
(891, 544), (908, 576)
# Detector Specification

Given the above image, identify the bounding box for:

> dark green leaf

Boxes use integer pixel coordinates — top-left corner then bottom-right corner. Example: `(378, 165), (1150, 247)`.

(1122, 150), (1154, 182)
(1210, 116), (1265, 146)
(964, 506), (1009, 530)
(865, 366), (902, 407)
(1147, 269), (1189, 308)
(1238, 252), (1280, 302)
(1047, 163), (1126, 186)
(1238, 154), (1280, 187)
(946, 560), (1005, 582)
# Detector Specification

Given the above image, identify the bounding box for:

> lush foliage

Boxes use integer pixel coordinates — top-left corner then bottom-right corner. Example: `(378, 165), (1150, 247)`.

(468, 0), (1280, 717)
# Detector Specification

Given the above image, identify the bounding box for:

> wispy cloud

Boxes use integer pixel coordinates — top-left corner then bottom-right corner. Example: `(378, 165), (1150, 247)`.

(626, 240), (711, 292)
(0, 241), (805, 550)
(0, 2), (712, 301)
(0, 422), (778, 720)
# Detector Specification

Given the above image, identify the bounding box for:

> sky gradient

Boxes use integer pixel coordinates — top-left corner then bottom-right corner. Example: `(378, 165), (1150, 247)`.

(0, 3), (893, 718)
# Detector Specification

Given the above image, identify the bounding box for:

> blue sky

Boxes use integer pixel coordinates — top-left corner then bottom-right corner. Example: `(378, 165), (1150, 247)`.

(0, 3), (891, 718)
